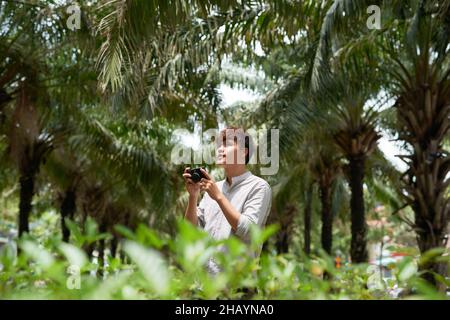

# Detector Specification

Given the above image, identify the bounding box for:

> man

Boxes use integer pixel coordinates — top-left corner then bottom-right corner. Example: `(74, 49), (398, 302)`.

(183, 127), (272, 275)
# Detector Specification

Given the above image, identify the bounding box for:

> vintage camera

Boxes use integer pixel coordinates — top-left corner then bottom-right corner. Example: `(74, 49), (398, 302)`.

(189, 167), (207, 183)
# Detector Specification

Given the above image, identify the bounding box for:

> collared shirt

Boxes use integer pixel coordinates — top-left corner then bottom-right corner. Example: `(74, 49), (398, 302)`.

(196, 171), (272, 274)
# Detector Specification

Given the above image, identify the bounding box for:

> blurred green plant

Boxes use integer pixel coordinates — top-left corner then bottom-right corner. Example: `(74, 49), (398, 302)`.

(0, 219), (448, 300)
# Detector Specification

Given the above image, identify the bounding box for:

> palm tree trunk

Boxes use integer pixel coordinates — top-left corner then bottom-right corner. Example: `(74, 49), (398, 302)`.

(275, 204), (297, 254)
(98, 239), (105, 277)
(304, 183), (313, 255)
(110, 236), (119, 259)
(83, 242), (95, 258)
(417, 230), (448, 291)
(349, 156), (368, 263)
(276, 231), (289, 254)
(0, 89), (12, 109)
(18, 143), (43, 237)
(61, 189), (76, 242)
(319, 183), (333, 255)
(12, 81), (44, 238)
(412, 152), (449, 291)
(18, 173), (34, 236)
(97, 222), (107, 277)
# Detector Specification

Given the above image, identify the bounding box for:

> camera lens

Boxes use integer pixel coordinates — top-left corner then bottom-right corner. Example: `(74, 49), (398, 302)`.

(191, 171), (201, 183)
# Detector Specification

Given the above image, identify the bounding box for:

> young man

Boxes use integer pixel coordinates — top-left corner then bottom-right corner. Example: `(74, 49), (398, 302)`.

(183, 127), (272, 274)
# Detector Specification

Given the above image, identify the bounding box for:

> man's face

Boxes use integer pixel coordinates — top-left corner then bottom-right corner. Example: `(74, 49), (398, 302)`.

(216, 132), (247, 167)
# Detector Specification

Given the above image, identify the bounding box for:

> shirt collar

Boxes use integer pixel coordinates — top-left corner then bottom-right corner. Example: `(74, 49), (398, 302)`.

(224, 171), (252, 189)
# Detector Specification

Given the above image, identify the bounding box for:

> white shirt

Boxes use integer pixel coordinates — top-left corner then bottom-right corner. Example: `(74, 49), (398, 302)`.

(197, 171), (272, 274)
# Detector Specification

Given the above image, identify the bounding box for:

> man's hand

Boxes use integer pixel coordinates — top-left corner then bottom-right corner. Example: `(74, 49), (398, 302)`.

(182, 167), (200, 198)
(199, 168), (223, 201)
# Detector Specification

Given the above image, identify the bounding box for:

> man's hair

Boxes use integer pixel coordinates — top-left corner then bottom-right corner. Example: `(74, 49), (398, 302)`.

(219, 126), (253, 164)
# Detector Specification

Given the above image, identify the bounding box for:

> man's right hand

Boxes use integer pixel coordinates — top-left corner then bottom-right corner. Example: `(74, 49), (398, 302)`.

(183, 167), (200, 198)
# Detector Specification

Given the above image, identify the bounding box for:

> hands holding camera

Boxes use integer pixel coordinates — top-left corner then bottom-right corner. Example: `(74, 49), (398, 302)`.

(183, 167), (222, 201)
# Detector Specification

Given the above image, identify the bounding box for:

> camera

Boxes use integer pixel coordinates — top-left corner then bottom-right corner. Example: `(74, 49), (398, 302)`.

(189, 167), (207, 183)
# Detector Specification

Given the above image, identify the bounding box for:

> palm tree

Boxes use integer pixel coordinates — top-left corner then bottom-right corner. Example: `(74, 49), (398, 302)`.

(293, 128), (348, 257)
(95, 0), (242, 125)
(1, 43), (51, 236)
(313, 0), (449, 288)
(310, 69), (383, 262)
(310, 145), (342, 255)
(0, 0), (94, 236)
(268, 157), (310, 255)
(1, 0), (219, 240)
(218, 0), (384, 260)
(235, 40), (381, 262)
(9, 80), (53, 236)
(39, 105), (187, 266)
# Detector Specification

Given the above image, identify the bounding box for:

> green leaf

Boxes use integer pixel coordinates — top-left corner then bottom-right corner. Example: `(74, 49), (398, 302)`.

(20, 240), (55, 270)
(250, 223), (279, 249)
(59, 242), (88, 268)
(0, 242), (17, 270)
(64, 219), (83, 246)
(397, 257), (418, 282)
(123, 241), (169, 296)
(114, 224), (137, 241)
(176, 218), (208, 242)
(136, 224), (164, 249)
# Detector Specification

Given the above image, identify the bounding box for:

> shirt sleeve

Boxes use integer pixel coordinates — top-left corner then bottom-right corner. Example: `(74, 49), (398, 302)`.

(235, 182), (272, 240)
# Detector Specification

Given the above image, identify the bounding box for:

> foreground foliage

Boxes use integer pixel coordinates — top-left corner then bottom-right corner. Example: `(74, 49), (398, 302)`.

(0, 219), (448, 300)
